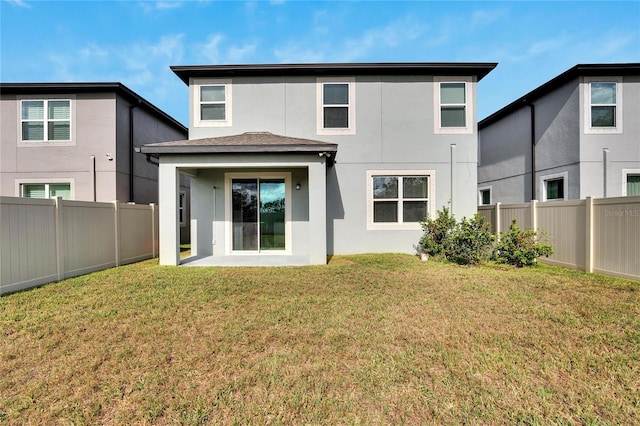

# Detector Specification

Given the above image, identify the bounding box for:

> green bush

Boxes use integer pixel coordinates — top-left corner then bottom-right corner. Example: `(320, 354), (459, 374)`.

(418, 206), (456, 257)
(446, 214), (496, 265)
(493, 220), (554, 267)
(419, 209), (495, 265)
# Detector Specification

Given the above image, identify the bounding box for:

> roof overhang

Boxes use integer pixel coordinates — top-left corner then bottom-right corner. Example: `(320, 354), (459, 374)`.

(171, 62), (498, 85)
(0, 82), (187, 134)
(479, 63), (640, 129)
(140, 132), (338, 165)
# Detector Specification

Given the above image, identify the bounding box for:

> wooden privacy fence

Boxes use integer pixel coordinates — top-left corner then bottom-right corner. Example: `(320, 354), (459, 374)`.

(478, 196), (640, 281)
(1, 196), (159, 295)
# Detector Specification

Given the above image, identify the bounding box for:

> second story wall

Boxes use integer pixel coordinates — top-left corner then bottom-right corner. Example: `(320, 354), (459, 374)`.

(1, 92), (118, 202)
(579, 75), (640, 198)
(115, 95), (188, 204)
(187, 74), (479, 166)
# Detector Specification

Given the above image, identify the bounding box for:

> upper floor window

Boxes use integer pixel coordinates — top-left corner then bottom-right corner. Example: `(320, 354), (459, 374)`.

(317, 77), (355, 135)
(584, 77), (622, 134)
(194, 79), (232, 127)
(434, 76), (473, 134)
(21, 99), (71, 142)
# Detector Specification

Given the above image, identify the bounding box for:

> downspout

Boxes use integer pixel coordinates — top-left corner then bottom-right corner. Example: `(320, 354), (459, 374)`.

(90, 155), (96, 201)
(129, 99), (142, 202)
(523, 99), (536, 200)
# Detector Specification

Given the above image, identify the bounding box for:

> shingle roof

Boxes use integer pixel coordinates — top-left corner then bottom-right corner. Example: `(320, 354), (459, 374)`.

(140, 132), (338, 155)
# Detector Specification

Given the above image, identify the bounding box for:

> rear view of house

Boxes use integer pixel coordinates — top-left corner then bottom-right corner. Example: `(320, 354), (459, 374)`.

(141, 62), (497, 266)
(478, 63), (640, 205)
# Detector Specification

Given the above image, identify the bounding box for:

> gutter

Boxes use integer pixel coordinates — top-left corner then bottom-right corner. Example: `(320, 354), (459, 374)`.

(129, 99), (142, 202)
(523, 99), (536, 200)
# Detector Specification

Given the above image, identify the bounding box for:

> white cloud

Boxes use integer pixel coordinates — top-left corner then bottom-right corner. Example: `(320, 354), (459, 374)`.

(273, 43), (326, 63)
(196, 34), (224, 63)
(5, 0), (29, 7)
(138, 1), (183, 13)
(273, 14), (428, 63)
(80, 43), (109, 58)
(470, 8), (508, 30)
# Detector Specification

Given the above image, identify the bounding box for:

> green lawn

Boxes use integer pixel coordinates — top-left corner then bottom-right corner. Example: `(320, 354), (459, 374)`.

(1, 255), (639, 425)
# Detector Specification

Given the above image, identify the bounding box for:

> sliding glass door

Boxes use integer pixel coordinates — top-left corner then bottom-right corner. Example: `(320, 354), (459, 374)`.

(232, 178), (286, 251)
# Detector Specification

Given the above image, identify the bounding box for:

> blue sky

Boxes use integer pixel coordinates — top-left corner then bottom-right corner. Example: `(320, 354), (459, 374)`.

(2, 0), (639, 126)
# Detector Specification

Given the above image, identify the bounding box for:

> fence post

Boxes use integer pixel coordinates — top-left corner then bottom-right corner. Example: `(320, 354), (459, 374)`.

(531, 199), (538, 232)
(585, 197), (594, 273)
(113, 201), (121, 267)
(55, 197), (64, 281)
(495, 202), (502, 235)
(150, 203), (157, 258)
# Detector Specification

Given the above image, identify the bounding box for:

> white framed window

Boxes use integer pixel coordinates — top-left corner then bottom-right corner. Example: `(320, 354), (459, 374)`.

(16, 179), (74, 200)
(193, 78), (232, 127)
(366, 170), (436, 230)
(540, 172), (568, 201)
(179, 190), (187, 226)
(584, 76), (622, 134)
(19, 97), (74, 144)
(434, 76), (473, 134)
(224, 172), (292, 255)
(317, 77), (356, 135)
(478, 186), (492, 206)
(622, 169), (640, 196)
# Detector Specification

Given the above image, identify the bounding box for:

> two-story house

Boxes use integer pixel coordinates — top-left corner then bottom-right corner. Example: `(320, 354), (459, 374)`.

(478, 63), (640, 205)
(1, 82), (191, 241)
(141, 62), (497, 266)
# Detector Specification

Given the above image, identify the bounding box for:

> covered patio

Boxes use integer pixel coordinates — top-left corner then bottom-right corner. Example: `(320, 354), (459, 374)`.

(140, 132), (337, 266)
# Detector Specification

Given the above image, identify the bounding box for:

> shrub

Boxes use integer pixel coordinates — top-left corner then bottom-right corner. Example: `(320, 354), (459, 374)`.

(419, 209), (495, 265)
(446, 214), (496, 265)
(493, 220), (554, 267)
(418, 206), (456, 257)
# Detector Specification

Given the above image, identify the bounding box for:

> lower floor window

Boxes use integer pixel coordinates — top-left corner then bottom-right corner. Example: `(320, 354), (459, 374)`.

(370, 173), (430, 226)
(21, 183), (71, 199)
(545, 178), (564, 200)
(627, 174), (640, 196)
(479, 188), (491, 205)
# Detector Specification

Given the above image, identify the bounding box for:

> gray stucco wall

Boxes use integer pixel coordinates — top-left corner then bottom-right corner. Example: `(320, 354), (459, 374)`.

(185, 74), (479, 255)
(480, 74), (639, 204)
(1, 91), (189, 241)
(579, 75), (640, 198)
(1, 93), (118, 202)
(479, 78), (582, 203)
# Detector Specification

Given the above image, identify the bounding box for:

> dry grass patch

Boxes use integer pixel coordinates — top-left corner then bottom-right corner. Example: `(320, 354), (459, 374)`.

(1, 255), (639, 424)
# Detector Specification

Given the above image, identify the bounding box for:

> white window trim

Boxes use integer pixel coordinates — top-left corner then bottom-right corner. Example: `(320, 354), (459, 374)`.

(622, 169), (640, 196)
(316, 76), (356, 135)
(584, 76), (623, 134)
(366, 170), (436, 231)
(193, 78), (232, 127)
(478, 185), (492, 206)
(15, 178), (75, 200)
(539, 172), (568, 202)
(434, 76), (473, 134)
(17, 95), (76, 146)
(224, 172), (292, 255)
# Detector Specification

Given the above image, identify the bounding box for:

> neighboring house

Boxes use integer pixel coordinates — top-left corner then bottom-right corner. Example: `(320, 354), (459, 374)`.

(0, 82), (191, 241)
(478, 63), (640, 205)
(141, 62), (497, 266)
